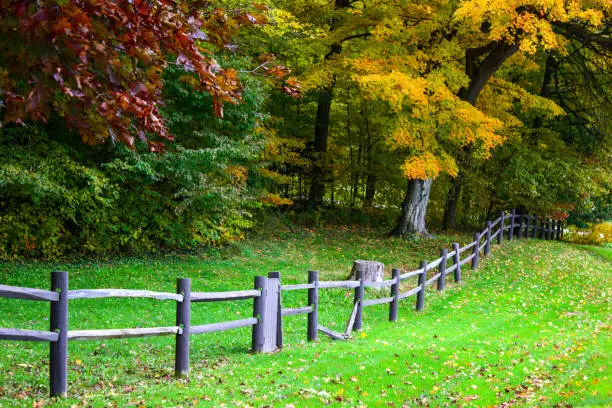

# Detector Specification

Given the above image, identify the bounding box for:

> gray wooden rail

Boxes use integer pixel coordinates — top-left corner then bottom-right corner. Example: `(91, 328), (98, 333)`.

(0, 210), (563, 398)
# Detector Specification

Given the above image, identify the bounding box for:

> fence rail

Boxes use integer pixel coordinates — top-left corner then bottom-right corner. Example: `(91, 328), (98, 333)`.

(0, 210), (563, 397)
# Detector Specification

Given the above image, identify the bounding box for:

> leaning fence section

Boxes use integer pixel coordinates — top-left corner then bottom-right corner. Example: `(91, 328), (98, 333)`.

(0, 210), (564, 397)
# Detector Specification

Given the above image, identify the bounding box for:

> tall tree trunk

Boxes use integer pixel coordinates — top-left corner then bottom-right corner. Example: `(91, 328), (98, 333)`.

(443, 176), (462, 230)
(442, 41), (520, 226)
(308, 86), (334, 209)
(533, 54), (557, 130)
(390, 179), (433, 237)
(363, 100), (376, 208)
(307, 0), (351, 210)
(364, 174), (376, 208)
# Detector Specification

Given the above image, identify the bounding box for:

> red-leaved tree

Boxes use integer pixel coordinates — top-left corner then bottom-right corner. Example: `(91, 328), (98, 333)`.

(0, 0), (289, 151)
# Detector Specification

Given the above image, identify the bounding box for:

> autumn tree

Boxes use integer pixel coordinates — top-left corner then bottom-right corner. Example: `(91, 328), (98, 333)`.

(0, 0), (298, 258)
(441, 0), (611, 229)
(341, 0), (608, 236)
(0, 0), (280, 150)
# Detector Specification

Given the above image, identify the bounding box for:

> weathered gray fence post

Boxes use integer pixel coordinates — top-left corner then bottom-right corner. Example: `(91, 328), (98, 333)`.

(509, 209), (515, 241)
(50, 271), (68, 397)
(268, 272), (283, 349)
(452, 243), (461, 283)
(534, 216), (540, 239)
(517, 213), (523, 239)
(524, 215), (530, 238)
(175, 278), (191, 377)
(252, 276), (265, 352)
(531, 215), (537, 238)
(484, 221), (492, 256)
(416, 261), (426, 311)
(353, 268), (365, 331)
(472, 232), (480, 270)
(307, 271), (319, 341)
(389, 268), (400, 322)
(252, 276), (278, 353)
(437, 249), (447, 291)
(498, 211), (504, 245)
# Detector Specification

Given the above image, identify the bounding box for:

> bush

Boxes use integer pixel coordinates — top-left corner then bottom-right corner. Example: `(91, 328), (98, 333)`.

(563, 222), (612, 246)
(0, 61), (269, 260)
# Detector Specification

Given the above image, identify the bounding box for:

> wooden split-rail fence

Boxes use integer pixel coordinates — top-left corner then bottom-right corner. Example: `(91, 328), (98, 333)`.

(0, 210), (563, 397)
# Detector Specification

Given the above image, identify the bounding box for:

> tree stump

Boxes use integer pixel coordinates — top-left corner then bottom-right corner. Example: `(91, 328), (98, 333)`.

(346, 260), (384, 283)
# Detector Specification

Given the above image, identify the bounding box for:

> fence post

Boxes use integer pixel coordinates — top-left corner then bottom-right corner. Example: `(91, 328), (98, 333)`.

(517, 213), (523, 239)
(452, 243), (461, 283)
(307, 271), (319, 341)
(252, 275), (279, 353)
(484, 221), (492, 256)
(437, 249), (447, 291)
(524, 215), (530, 238)
(471, 232), (480, 270)
(556, 220), (562, 241)
(353, 268), (365, 331)
(546, 219), (551, 240)
(531, 215), (537, 238)
(509, 209), (515, 241)
(389, 268), (400, 322)
(175, 278), (191, 378)
(50, 271), (68, 397)
(252, 276), (266, 352)
(268, 272), (283, 349)
(498, 211), (504, 245)
(534, 216), (540, 239)
(416, 261), (426, 311)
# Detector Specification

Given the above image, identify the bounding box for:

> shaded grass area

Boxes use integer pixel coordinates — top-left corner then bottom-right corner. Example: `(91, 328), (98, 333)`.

(0, 228), (610, 407)
(585, 245), (612, 261)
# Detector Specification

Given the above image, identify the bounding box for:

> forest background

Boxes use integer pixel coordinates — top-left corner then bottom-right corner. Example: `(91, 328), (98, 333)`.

(0, 0), (610, 260)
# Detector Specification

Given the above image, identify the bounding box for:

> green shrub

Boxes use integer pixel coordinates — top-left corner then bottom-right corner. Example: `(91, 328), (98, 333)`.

(0, 62), (269, 260)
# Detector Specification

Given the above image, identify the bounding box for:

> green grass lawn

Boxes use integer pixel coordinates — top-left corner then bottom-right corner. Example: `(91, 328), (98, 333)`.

(0, 227), (610, 407)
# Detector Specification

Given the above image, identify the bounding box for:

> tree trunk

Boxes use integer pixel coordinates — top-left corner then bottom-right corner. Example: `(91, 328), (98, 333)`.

(390, 179), (433, 237)
(308, 86), (334, 209)
(346, 260), (384, 282)
(363, 100), (376, 208)
(443, 176), (462, 230)
(443, 41), (520, 224)
(364, 173), (376, 208)
(459, 42), (520, 104)
(307, 0), (351, 210)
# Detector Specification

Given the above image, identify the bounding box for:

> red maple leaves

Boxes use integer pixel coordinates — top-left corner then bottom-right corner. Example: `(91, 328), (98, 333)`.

(0, 0), (295, 151)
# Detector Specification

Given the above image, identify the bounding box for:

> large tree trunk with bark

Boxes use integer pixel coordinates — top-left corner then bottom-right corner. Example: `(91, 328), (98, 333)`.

(390, 179), (433, 237)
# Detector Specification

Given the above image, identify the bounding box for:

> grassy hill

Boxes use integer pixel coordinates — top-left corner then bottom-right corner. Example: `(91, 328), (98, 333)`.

(0, 228), (610, 407)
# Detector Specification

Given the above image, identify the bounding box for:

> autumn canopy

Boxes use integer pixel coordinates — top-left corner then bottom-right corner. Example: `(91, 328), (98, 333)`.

(0, 0), (610, 257)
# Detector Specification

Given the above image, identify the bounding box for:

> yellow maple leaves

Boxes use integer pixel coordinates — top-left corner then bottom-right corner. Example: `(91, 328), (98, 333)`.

(455, 0), (606, 54)
(355, 72), (428, 111)
(401, 152), (459, 180)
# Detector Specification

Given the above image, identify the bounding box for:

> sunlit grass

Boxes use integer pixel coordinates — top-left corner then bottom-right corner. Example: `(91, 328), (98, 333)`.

(0, 227), (609, 407)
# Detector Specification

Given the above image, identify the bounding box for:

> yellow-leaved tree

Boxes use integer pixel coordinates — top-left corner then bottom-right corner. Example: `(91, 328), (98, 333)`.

(344, 0), (608, 236)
